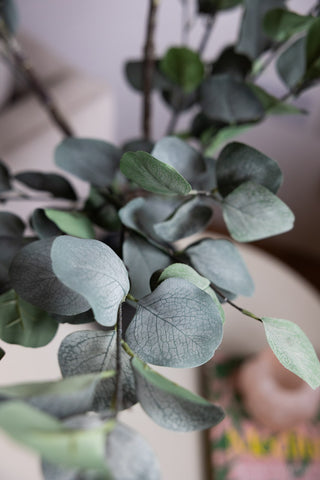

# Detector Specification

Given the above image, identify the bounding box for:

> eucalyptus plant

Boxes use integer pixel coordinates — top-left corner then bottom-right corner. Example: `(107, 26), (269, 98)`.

(0, 1), (320, 479)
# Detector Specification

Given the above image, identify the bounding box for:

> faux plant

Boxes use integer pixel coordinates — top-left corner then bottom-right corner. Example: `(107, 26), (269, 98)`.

(0, 1), (320, 479)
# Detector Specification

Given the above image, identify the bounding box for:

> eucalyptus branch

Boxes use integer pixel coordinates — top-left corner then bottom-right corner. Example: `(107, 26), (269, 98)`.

(0, 20), (73, 138)
(114, 303), (123, 415)
(198, 14), (216, 55)
(142, 0), (159, 141)
(166, 108), (180, 136)
(211, 284), (262, 322)
(180, 0), (191, 45)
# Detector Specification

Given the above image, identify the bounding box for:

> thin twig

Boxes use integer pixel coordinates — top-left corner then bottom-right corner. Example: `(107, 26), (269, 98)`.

(115, 303), (123, 415)
(166, 109), (180, 136)
(142, 0), (159, 140)
(0, 21), (73, 137)
(198, 15), (215, 55)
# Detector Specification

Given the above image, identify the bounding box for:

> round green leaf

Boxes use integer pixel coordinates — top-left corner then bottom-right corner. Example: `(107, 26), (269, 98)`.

(211, 46), (252, 80)
(160, 47), (205, 93)
(15, 171), (77, 200)
(0, 211), (25, 237)
(262, 317), (320, 390)
(0, 289), (58, 347)
(0, 236), (32, 294)
(132, 357), (225, 431)
(51, 236), (130, 327)
(125, 278), (223, 368)
(222, 181), (295, 242)
(45, 209), (95, 239)
(125, 60), (171, 92)
(120, 151), (192, 196)
(263, 9), (315, 42)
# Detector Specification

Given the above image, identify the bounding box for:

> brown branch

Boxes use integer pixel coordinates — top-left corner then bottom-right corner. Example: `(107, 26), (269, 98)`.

(0, 21), (74, 137)
(142, 0), (159, 141)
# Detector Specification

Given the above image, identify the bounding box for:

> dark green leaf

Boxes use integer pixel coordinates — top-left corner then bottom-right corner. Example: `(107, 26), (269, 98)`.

(0, 236), (32, 294)
(222, 181), (295, 242)
(51, 236), (129, 327)
(305, 17), (320, 82)
(200, 74), (264, 123)
(0, 160), (11, 192)
(186, 238), (254, 296)
(120, 151), (192, 195)
(31, 208), (62, 239)
(211, 46), (252, 80)
(159, 47), (205, 93)
(198, 0), (242, 14)
(262, 317), (320, 389)
(52, 309), (94, 325)
(132, 357), (225, 431)
(276, 37), (306, 90)
(9, 237), (90, 315)
(0, 289), (58, 347)
(55, 138), (121, 188)
(0, 403), (114, 474)
(124, 60), (172, 92)
(161, 88), (198, 113)
(15, 172), (77, 200)
(263, 9), (315, 42)
(84, 188), (121, 232)
(216, 142), (283, 196)
(0, 372), (114, 418)
(0, 346), (4, 360)
(44, 209), (95, 239)
(248, 84), (306, 115)
(237, 0), (286, 59)
(123, 233), (170, 299)
(0, 0), (18, 33)
(59, 330), (136, 411)
(154, 197), (213, 242)
(0, 211), (25, 237)
(122, 138), (154, 154)
(125, 278), (223, 368)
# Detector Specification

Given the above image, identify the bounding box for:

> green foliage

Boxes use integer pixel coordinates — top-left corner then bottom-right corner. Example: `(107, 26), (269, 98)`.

(15, 171), (77, 200)
(0, 211), (25, 237)
(198, 0), (242, 14)
(159, 47), (205, 93)
(263, 9), (315, 42)
(0, 160), (11, 192)
(44, 209), (95, 239)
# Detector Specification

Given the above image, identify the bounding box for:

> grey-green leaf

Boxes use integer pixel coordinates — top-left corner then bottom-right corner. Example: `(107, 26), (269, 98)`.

(222, 181), (295, 242)
(125, 278), (223, 368)
(9, 238), (90, 315)
(120, 151), (192, 196)
(216, 142), (283, 197)
(51, 236), (129, 327)
(263, 9), (315, 43)
(58, 330), (137, 411)
(0, 211), (25, 237)
(123, 233), (170, 299)
(45, 209), (95, 239)
(276, 37), (306, 90)
(0, 289), (58, 347)
(186, 238), (254, 296)
(31, 208), (62, 239)
(0, 160), (11, 192)
(262, 317), (320, 389)
(15, 171), (77, 200)
(55, 138), (121, 187)
(200, 74), (264, 123)
(125, 60), (171, 92)
(159, 47), (205, 93)
(203, 124), (253, 156)
(248, 84), (306, 115)
(132, 357), (225, 431)
(0, 403), (114, 474)
(154, 198), (212, 242)
(0, 236), (32, 293)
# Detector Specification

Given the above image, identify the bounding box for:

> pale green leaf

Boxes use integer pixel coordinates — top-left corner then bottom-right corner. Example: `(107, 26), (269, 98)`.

(45, 209), (95, 239)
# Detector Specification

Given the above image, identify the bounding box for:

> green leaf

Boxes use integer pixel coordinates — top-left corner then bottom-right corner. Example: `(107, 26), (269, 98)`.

(216, 142), (283, 197)
(222, 181), (295, 242)
(125, 278), (223, 368)
(123, 233), (170, 299)
(0, 237), (33, 294)
(31, 208), (62, 239)
(58, 330), (137, 411)
(262, 317), (320, 389)
(0, 211), (25, 237)
(122, 138), (154, 154)
(44, 209), (95, 239)
(248, 84), (306, 115)
(84, 187), (121, 232)
(0, 346), (5, 361)
(198, 0), (242, 13)
(51, 236), (129, 327)
(160, 47), (205, 93)
(15, 171), (77, 200)
(211, 46), (252, 80)
(0, 372), (114, 418)
(132, 357), (225, 431)
(305, 17), (320, 83)
(276, 37), (306, 90)
(200, 74), (264, 123)
(0, 403), (114, 474)
(52, 309), (94, 325)
(9, 238), (90, 315)
(151, 136), (206, 185)
(0, 160), (11, 192)
(186, 238), (254, 296)
(161, 88), (198, 113)
(42, 422), (161, 480)
(237, 0), (286, 60)
(0, 0), (18, 33)
(0, 289), (58, 347)
(120, 151), (192, 196)
(125, 60), (172, 92)
(263, 9), (315, 42)
(203, 124), (253, 156)
(154, 198), (212, 242)
(55, 138), (121, 188)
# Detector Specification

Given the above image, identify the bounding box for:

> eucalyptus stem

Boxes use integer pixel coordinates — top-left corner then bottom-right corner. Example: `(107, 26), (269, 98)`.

(0, 21), (73, 137)
(166, 108), (180, 135)
(114, 303), (123, 415)
(142, 0), (159, 141)
(212, 284), (262, 322)
(198, 14), (216, 55)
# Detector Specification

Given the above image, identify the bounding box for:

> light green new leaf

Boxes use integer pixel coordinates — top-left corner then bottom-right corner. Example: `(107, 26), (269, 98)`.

(204, 124), (252, 156)
(45, 209), (95, 239)
(186, 238), (254, 297)
(0, 372), (114, 419)
(222, 181), (294, 242)
(58, 330), (137, 411)
(120, 151), (191, 196)
(262, 317), (320, 389)
(249, 84), (306, 115)
(216, 142), (283, 197)
(132, 357), (225, 431)
(51, 236), (129, 327)
(125, 278), (223, 368)
(263, 9), (315, 42)
(0, 402), (113, 474)
(0, 211), (25, 237)
(159, 47), (205, 93)
(0, 289), (58, 347)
